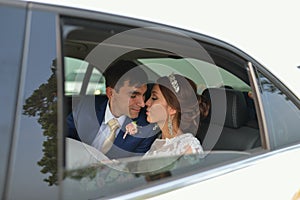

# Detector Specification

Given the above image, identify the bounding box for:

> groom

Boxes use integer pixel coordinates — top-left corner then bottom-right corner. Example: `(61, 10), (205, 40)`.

(67, 60), (158, 159)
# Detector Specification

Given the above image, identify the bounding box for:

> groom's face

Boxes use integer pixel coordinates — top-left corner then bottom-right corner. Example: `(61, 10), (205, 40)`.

(108, 80), (147, 119)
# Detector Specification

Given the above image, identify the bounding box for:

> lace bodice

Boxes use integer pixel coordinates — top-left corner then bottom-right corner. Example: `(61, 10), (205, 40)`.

(144, 133), (203, 157)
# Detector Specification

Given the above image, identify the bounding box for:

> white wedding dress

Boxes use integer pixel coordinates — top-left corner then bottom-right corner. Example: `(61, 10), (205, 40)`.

(143, 133), (203, 157)
(135, 133), (203, 173)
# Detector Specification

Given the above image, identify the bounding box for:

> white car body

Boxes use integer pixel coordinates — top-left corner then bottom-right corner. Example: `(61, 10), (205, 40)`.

(148, 146), (300, 200)
(5, 0), (300, 199)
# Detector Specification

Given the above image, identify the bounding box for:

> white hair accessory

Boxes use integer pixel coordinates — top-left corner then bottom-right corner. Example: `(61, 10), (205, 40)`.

(168, 73), (179, 93)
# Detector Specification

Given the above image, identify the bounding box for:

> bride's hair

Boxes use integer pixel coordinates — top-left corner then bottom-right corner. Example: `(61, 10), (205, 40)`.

(157, 74), (210, 136)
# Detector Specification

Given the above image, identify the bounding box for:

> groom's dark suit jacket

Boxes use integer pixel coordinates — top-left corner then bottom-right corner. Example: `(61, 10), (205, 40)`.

(67, 95), (158, 159)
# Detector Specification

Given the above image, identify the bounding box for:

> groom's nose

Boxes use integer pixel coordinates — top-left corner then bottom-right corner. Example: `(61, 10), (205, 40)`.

(136, 96), (145, 107)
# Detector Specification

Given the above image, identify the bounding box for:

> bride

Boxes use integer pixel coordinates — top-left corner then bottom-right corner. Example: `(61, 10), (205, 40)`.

(143, 73), (210, 157)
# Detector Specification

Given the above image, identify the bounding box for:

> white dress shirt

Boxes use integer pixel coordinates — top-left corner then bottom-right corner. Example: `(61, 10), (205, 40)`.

(91, 101), (126, 150)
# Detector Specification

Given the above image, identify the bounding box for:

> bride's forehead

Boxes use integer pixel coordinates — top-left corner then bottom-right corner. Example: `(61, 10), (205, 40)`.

(152, 84), (161, 92)
(151, 85), (165, 98)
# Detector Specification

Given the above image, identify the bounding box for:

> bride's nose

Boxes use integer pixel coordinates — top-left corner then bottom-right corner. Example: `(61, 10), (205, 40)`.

(145, 98), (151, 107)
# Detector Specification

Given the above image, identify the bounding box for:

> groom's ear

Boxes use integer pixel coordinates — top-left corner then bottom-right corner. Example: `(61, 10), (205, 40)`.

(106, 87), (113, 99)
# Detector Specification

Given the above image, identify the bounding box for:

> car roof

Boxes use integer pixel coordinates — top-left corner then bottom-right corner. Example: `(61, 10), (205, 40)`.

(19, 0), (300, 99)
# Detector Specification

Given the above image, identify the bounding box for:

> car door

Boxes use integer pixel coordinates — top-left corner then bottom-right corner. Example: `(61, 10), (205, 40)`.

(59, 8), (300, 199)
(59, 6), (265, 200)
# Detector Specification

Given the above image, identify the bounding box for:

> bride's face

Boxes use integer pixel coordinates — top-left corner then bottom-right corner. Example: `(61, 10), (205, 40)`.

(145, 84), (169, 126)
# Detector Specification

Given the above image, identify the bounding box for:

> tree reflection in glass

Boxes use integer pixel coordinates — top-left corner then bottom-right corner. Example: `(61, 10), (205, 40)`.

(22, 68), (58, 186)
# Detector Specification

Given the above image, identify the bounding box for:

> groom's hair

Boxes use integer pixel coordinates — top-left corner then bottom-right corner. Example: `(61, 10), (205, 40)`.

(103, 59), (148, 92)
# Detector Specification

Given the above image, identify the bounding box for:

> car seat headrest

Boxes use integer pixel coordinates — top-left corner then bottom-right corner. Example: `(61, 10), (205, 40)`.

(202, 88), (248, 128)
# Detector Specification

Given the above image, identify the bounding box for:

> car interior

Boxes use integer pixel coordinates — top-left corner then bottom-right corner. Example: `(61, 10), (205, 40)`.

(62, 18), (262, 168)
(198, 87), (260, 151)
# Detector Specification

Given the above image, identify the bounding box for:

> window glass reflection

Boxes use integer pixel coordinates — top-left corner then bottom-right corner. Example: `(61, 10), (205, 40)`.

(9, 11), (58, 200)
(258, 71), (300, 148)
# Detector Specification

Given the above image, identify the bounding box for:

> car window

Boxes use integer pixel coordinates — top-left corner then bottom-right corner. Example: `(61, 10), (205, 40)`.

(61, 16), (263, 199)
(139, 58), (251, 94)
(64, 57), (105, 96)
(8, 10), (59, 200)
(0, 5), (26, 196)
(257, 70), (300, 148)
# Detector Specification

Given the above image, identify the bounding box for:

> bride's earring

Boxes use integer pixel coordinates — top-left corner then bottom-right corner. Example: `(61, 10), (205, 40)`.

(152, 123), (158, 131)
(168, 114), (173, 136)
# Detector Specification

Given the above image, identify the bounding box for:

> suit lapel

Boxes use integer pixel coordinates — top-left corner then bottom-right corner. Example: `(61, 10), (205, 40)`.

(95, 96), (108, 125)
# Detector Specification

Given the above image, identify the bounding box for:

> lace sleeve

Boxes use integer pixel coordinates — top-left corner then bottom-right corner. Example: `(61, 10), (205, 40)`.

(179, 133), (203, 154)
(144, 133), (203, 157)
